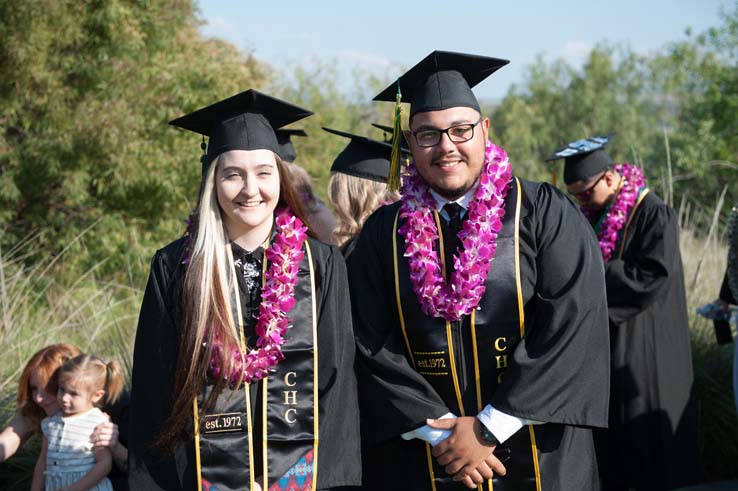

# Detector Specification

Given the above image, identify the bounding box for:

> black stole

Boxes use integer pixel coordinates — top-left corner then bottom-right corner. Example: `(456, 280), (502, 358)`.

(392, 178), (541, 491)
(193, 242), (318, 491)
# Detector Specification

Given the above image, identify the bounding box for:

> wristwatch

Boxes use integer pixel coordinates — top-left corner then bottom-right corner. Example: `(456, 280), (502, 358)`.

(477, 419), (500, 446)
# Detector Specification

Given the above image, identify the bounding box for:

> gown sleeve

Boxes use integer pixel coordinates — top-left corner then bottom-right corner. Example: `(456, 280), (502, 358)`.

(490, 184), (611, 428)
(347, 208), (450, 446)
(128, 247), (184, 490)
(606, 200), (678, 324)
(719, 270), (736, 305)
(314, 244), (362, 487)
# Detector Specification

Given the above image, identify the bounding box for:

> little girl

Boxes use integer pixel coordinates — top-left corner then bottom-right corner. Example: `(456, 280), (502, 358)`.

(31, 354), (123, 491)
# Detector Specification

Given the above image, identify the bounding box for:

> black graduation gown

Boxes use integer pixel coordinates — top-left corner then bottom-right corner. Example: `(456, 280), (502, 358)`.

(720, 271), (736, 305)
(128, 237), (361, 490)
(339, 236), (357, 260)
(347, 178), (611, 491)
(105, 391), (130, 491)
(600, 191), (700, 490)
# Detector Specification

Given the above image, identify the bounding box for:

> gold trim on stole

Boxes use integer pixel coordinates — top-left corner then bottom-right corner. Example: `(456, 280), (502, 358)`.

(425, 445), (438, 489)
(305, 241), (320, 490)
(434, 210), (466, 417)
(469, 310), (488, 491)
(192, 246), (257, 489)
(617, 188), (650, 260)
(528, 426), (541, 491)
(193, 399), (202, 491)
(392, 210), (436, 491)
(513, 178), (541, 490)
(228, 245), (255, 490)
(261, 244), (269, 486)
(470, 310), (483, 413)
(262, 379), (268, 483)
(392, 211), (417, 370)
(514, 179), (524, 339)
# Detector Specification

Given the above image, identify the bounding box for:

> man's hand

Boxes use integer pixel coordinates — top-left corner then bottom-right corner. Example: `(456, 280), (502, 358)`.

(91, 420), (120, 451)
(428, 416), (507, 488)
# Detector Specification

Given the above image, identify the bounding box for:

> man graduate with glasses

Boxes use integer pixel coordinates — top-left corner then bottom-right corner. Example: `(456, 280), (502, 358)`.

(346, 51), (611, 491)
(549, 138), (700, 491)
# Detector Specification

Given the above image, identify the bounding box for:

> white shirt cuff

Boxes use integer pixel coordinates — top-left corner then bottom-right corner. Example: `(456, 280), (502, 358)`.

(477, 405), (543, 444)
(401, 412), (457, 446)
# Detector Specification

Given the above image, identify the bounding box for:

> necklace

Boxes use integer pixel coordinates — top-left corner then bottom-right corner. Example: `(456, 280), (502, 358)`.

(208, 208), (308, 383)
(582, 163), (645, 262)
(398, 140), (513, 321)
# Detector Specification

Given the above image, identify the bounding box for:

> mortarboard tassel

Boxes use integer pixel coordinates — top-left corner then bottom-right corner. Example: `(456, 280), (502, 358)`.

(200, 136), (208, 177)
(386, 82), (403, 192)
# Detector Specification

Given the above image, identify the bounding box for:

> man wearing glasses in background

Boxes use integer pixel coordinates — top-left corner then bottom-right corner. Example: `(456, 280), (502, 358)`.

(347, 51), (612, 490)
(552, 137), (700, 491)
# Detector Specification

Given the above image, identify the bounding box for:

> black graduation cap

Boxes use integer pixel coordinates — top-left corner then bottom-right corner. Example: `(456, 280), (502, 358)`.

(545, 135), (614, 185)
(371, 123), (409, 149)
(374, 51), (509, 117)
(275, 128), (307, 163)
(324, 127), (408, 183)
(169, 89), (313, 169)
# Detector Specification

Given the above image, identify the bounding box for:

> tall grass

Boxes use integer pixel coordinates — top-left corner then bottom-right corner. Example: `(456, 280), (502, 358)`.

(680, 195), (738, 481)
(0, 231), (142, 490)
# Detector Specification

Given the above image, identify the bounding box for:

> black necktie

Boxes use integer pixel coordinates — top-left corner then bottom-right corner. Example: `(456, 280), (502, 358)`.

(442, 203), (464, 275)
(444, 203), (464, 236)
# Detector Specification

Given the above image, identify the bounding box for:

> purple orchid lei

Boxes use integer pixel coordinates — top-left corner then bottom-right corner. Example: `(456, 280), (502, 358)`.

(582, 163), (646, 263)
(398, 140), (513, 322)
(207, 208), (308, 384)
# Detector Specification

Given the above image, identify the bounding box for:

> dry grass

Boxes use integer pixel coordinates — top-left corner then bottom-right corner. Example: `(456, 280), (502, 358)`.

(0, 233), (141, 417)
(0, 232), (142, 489)
(680, 199), (738, 480)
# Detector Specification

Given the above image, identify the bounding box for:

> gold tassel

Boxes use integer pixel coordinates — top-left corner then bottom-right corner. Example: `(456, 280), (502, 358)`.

(387, 82), (403, 192)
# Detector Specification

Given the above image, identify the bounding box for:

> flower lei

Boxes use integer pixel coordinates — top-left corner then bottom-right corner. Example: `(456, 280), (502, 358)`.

(207, 208), (308, 384)
(398, 140), (513, 322)
(582, 163), (645, 263)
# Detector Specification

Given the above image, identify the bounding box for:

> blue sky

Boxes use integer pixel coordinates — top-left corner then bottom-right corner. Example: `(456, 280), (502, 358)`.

(197, 0), (731, 101)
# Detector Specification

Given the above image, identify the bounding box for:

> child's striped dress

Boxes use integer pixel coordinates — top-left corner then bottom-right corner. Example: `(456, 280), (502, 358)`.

(41, 407), (113, 491)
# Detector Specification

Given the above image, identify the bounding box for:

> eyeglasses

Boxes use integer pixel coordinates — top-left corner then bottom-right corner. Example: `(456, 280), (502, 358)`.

(412, 118), (482, 147)
(570, 172), (606, 201)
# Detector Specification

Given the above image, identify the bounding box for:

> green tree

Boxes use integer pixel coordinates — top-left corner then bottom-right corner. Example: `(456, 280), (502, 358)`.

(648, 3), (738, 217)
(487, 46), (669, 184)
(270, 60), (394, 202)
(0, 0), (266, 280)
(486, 4), (738, 219)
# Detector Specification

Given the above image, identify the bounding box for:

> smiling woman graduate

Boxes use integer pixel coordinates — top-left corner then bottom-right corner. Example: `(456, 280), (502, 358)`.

(128, 90), (361, 491)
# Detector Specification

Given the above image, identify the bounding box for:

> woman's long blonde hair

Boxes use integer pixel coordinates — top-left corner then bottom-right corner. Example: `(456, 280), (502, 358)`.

(328, 172), (399, 245)
(157, 152), (313, 449)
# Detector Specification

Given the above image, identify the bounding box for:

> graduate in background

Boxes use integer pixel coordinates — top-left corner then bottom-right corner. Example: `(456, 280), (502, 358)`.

(275, 129), (337, 244)
(550, 136), (700, 490)
(323, 127), (401, 257)
(697, 201), (738, 415)
(128, 90), (360, 491)
(348, 51), (611, 491)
